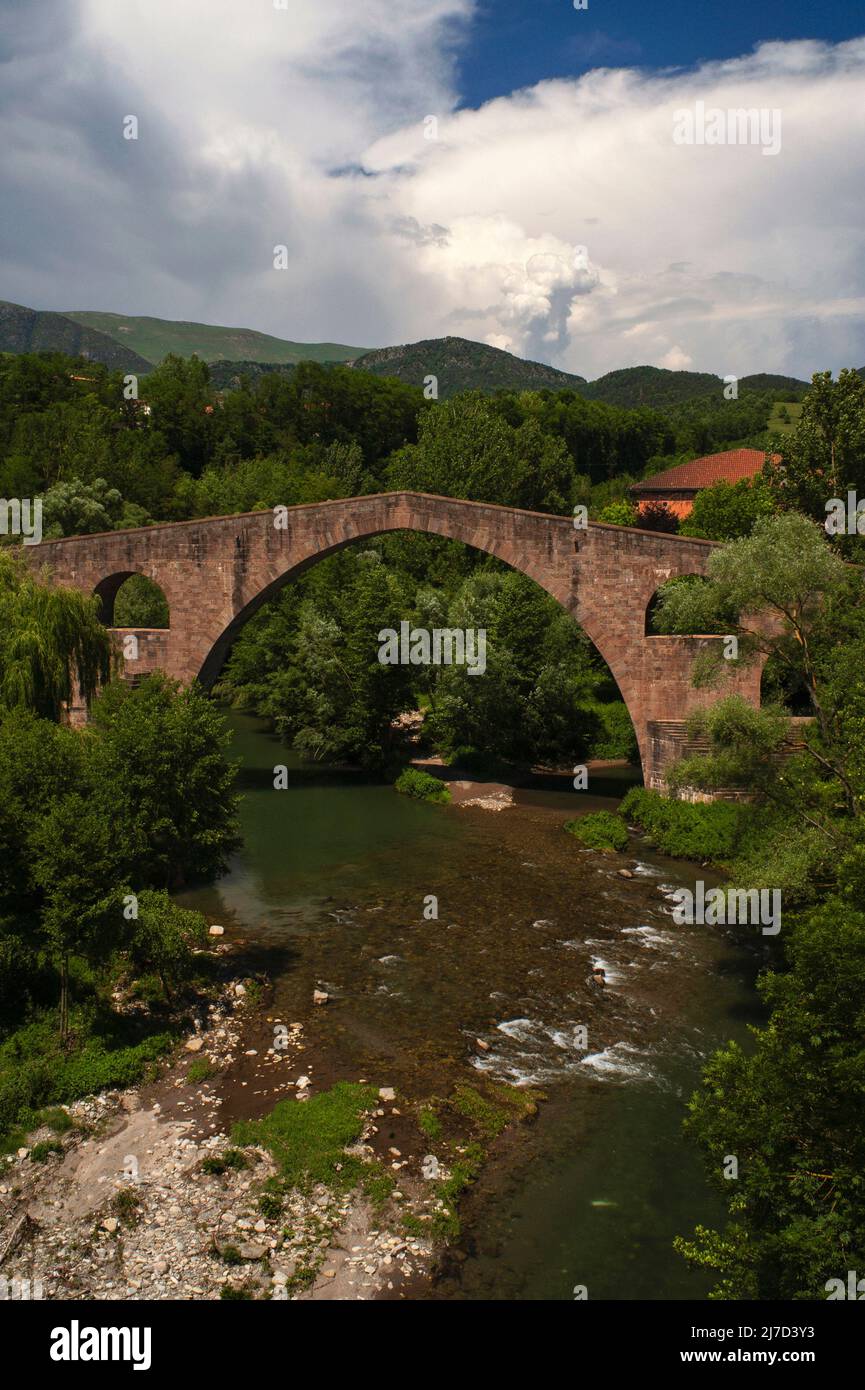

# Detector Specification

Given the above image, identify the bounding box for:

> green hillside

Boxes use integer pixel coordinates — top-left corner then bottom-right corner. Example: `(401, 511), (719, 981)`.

(0, 300), (152, 374)
(64, 310), (364, 367)
(350, 336), (587, 398)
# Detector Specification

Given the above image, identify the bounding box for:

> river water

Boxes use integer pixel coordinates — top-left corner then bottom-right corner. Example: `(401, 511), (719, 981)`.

(179, 712), (763, 1301)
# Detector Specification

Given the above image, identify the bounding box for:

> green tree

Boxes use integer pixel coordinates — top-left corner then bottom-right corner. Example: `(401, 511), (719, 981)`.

(387, 392), (573, 513)
(144, 354), (215, 477)
(676, 900), (865, 1299)
(30, 792), (123, 1041)
(763, 369), (865, 528)
(126, 891), (208, 1002)
(41, 475), (124, 537)
(596, 498), (637, 526)
(680, 475), (776, 540)
(89, 674), (241, 887)
(0, 550), (112, 720)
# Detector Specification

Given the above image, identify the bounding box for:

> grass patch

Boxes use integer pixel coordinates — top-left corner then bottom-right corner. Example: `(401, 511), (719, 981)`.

(111, 1187), (142, 1227)
(394, 768), (451, 805)
(40, 1107), (74, 1134)
(186, 1057), (215, 1085)
(450, 1084), (510, 1140)
(484, 1080), (544, 1122)
(29, 1139), (64, 1162)
(230, 1081), (377, 1191)
(362, 1164), (397, 1209)
(418, 1105), (442, 1141)
(565, 810), (629, 852)
(219, 1244), (244, 1266)
(201, 1148), (248, 1176)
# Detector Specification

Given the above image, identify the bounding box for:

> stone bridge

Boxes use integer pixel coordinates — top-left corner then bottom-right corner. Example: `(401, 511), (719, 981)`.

(30, 491), (764, 789)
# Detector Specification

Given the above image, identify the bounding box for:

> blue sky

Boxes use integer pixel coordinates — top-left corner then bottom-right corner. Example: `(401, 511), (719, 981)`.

(456, 0), (862, 106)
(1, 1), (864, 379)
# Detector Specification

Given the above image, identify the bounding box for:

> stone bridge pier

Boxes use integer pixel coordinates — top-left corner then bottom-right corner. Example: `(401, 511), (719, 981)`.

(30, 491), (764, 791)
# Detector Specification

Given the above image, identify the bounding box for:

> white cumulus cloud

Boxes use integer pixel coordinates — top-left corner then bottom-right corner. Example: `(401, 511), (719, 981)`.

(0, 4), (862, 379)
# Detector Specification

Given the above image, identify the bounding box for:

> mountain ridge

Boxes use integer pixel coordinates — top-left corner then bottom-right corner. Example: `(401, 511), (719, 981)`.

(0, 300), (836, 408)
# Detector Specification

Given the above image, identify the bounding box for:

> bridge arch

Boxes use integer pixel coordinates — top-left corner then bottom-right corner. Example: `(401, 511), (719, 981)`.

(194, 514), (623, 694)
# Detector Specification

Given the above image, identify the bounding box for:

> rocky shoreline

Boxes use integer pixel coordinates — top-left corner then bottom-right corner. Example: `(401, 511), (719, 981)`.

(0, 964), (440, 1302)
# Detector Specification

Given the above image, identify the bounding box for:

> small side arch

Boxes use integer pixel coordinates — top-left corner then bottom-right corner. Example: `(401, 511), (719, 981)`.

(94, 572), (170, 628)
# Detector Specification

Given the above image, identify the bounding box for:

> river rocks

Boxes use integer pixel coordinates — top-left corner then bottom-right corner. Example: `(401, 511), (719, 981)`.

(618, 868), (635, 879)
(238, 1242), (268, 1261)
(208, 925), (225, 937)
(378, 1087), (396, 1102)
(185, 1038), (204, 1052)
(313, 989), (329, 1006)
(475, 1039), (490, 1052)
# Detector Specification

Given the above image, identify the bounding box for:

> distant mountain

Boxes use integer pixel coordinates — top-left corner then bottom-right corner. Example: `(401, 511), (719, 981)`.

(582, 365), (808, 410)
(0, 300), (821, 405)
(64, 311), (364, 368)
(349, 336), (587, 397)
(0, 300), (152, 374)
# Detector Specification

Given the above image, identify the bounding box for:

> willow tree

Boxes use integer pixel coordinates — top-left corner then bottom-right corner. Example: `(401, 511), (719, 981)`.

(0, 550), (112, 721)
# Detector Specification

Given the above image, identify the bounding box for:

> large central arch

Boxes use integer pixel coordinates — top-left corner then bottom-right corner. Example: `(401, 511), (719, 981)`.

(30, 492), (765, 788)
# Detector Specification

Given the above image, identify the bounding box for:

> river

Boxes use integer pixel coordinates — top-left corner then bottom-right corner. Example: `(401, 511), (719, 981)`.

(178, 711), (764, 1301)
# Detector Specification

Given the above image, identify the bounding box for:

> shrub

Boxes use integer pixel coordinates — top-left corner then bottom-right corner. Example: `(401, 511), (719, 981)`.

(0, 1025), (175, 1140)
(620, 787), (752, 862)
(394, 768), (451, 805)
(565, 811), (629, 852)
(257, 1191), (283, 1220)
(584, 700), (639, 761)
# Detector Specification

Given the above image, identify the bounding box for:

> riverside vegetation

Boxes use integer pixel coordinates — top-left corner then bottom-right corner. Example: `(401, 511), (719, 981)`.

(1, 351), (865, 1298)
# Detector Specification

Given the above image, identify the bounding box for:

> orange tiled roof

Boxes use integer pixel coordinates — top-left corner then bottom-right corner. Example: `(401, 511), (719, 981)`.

(631, 448), (780, 495)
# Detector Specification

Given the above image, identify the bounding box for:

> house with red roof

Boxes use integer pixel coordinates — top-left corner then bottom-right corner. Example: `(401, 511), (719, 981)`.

(630, 448), (780, 521)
